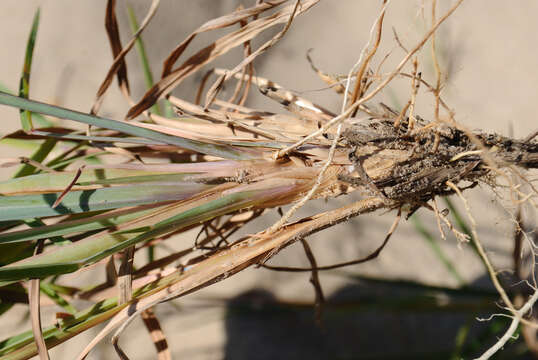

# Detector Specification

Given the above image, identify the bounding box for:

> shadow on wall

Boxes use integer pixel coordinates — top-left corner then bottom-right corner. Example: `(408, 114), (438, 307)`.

(223, 276), (533, 360)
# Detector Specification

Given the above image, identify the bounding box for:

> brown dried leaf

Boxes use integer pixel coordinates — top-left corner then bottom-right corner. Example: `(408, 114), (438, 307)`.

(126, 0), (319, 120)
(103, 0), (130, 101)
(92, 0), (160, 115)
(204, 0), (302, 109)
(161, 0), (288, 78)
(141, 308), (171, 360)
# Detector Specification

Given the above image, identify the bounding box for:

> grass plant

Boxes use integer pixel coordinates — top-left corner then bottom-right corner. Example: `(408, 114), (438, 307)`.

(0, 1), (537, 359)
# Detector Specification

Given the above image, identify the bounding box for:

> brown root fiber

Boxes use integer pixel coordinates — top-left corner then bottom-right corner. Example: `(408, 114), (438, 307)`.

(337, 112), (538, 205)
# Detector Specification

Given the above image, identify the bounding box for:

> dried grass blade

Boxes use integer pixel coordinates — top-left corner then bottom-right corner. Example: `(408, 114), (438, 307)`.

(223, 7), (254, 108)
(103, 0), (130, 98)
(91, 0), (160, 115)
(112, 339), (130, 360)
(258, 84), (335, 123)
(306, 49), (346, 94)
(149, 114), (265, 142)
(161, 0), (288, 77)
(118, 246), (134, 305)
(214, 68), (333, 130)
(167, 96), (284, 141)
(205, 0), (302, 105)
(140, 308), (171, 360)
(75, 197), (385, 360)
(0, 92), (252, 159)
(300, 239), (325, 324)
(263, 208), (401, 272)
(51, 166), (84, 208)
(126, 0), (319, 119)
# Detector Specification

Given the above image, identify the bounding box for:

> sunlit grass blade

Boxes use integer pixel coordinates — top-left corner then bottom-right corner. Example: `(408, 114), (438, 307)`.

(0, 206), (159, 244)
(18, 8), (40, 132)
(0, 92), (256, 160)
(0, 168), (200, 195)
(0, 263), (80, 282)
(0, 183), (212, 221)
(0, 181), (298, 282)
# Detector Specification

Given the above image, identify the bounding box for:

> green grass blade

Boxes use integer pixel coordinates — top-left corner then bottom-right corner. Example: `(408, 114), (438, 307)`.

(163, 99), (175, 118)
(126, 3), (160, 115)
(0, 183), (212, 221)
(0, 263), (80, 281)
(0, 297), (123, 359)
(443, 198), (472, 239)
(0, 207), (157, 244)
(0, 139), (46, 154)
(13, 138), (57, 178)
(24, 218), (71, 246)
(0, 92), (255, 160)
(18, 8), (40, 132)
(39, 282), (77, 314)
(76, 173), (196, 186)
(0, 243), (34, 266)
(29, 130), (165, 145)
(0, 82), (50, 129)
(48, 151), (103, 171)
(443, 197), (488, 271)
(0, 184), (293, 281)
(410, 215), (467, 287)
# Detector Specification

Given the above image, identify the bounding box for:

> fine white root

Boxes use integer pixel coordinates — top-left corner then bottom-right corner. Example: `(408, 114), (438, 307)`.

(476, 287), (538, 360)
